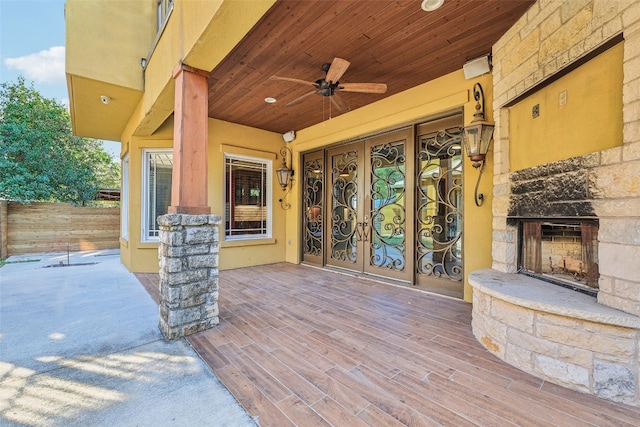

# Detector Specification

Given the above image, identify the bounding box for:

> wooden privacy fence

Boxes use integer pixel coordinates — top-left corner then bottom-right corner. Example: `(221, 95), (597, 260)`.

(0, 201), (120, 258)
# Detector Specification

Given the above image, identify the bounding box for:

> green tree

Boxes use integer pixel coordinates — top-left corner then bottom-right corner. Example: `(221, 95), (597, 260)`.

(0, 78), (120, 204)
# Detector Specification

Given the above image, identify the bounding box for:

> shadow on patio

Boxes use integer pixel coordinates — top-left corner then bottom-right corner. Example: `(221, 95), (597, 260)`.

(136, 263), (640, 426)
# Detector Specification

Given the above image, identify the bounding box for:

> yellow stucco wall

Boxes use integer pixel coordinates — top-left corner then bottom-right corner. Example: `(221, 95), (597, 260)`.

(65, 0), (155, 90)
(210, 120), (287, 270)
(119, 120), (174, 273)
(509, 42), (623, 171)
(120, 117), (285, 273)
(65, 0), (156, 140)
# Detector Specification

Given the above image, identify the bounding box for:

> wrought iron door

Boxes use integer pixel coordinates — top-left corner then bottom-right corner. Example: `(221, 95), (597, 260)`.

(302, 151), (324, 265)
(304, 118), (462, 294)
(364, 129), (412, 281)
(415, 116), (464, 297)
(327, 143), (365, 271)
(325, 130), (412, 281)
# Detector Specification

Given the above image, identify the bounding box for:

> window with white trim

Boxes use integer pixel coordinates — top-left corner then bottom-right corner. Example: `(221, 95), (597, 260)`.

(142, 150), (173, 241)
(157, 0), (173, 32)
(121, 155), (129, 240)
(224, 155), (272, 240)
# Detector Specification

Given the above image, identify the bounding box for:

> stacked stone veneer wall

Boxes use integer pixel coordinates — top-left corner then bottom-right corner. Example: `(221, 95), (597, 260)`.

(469, 0), (640, 406)
(158, 214), (220, 340)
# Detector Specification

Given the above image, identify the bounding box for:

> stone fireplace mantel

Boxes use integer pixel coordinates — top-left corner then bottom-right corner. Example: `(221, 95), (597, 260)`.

(470, 269), (640, 406)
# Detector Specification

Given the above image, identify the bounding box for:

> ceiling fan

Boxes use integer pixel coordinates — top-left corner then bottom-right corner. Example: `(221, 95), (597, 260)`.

(270, 58), (387, 112)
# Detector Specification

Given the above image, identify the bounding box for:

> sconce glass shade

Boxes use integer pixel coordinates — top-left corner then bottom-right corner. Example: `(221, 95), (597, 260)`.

(462, 83), (495, 168)
(276, 166), (292, 190)
(462, 120), (494, 165)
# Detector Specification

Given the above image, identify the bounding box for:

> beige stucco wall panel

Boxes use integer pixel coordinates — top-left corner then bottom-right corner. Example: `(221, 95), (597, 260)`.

(122, 134), (174, 273)
(122, 116), (285, 273)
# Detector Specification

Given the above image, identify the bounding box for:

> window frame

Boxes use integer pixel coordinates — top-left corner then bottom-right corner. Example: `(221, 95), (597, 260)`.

(121, 154), (129, 240)
(141, 149), (173, 243)
(156, 0), (174, 35)
(223, 153), (273, 241)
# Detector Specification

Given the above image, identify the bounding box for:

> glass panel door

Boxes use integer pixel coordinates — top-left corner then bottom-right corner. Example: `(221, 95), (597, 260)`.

(364, 129), (412, 282)
(302, 151), (324, 265)
(327, 143), (364, 271)
(416, 115), (464, 297)
(304, 119), (463, 296)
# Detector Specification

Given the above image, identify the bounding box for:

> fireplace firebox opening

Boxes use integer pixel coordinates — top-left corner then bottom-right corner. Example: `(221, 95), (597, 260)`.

(518, 219), (599, 296)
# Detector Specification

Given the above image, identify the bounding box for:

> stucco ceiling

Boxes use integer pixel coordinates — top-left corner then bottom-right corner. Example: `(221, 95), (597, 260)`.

(206, 0), (535, 134)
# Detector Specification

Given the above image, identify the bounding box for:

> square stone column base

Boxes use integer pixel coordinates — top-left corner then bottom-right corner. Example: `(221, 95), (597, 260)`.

(157, 214), (221, 340)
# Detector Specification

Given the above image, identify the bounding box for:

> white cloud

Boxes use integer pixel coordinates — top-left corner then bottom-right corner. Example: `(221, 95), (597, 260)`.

(4, 46), (65, 84)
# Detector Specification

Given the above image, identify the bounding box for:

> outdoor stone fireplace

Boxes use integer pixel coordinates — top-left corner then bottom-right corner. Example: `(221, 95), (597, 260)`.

(471, 155), (640, 405)
(468, 1), (640, 407)
(508, 158), (600, 295)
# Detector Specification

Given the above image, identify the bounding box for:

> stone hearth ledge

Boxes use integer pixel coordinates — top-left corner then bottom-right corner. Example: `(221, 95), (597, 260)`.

(469, 269), (640, 329)
(469, 269), (640, 405)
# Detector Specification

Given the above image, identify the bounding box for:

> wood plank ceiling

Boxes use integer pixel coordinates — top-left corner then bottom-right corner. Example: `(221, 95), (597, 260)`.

(207, 0), (535, 134)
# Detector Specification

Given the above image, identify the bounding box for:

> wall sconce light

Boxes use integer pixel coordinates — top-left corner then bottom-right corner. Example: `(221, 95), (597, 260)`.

(276, 147), (294, 209)
(462, 82), (495, 206)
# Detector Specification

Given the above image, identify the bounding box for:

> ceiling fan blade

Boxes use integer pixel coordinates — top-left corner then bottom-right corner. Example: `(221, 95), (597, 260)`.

(330, 92), (350, 113)
(286, 90), (317, 107)
(270, 75), (316, 87)
(325, 58), (350, 83)
(338, 83), (387, 94)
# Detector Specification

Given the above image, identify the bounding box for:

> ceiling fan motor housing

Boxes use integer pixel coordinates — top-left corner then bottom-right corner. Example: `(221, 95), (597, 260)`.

(315, 78), (338, 96)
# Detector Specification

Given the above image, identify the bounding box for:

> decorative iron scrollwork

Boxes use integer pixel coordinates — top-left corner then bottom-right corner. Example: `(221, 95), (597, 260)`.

(370, 141), (406, 271)
(303, 158), (323, 257)
(416, 126), (463, 281)
(330, 150), (358, 263)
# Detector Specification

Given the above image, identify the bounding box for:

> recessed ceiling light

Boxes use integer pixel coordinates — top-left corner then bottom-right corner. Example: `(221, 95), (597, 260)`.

(421, 0), (444, 12)
(264, 97), (277, 104)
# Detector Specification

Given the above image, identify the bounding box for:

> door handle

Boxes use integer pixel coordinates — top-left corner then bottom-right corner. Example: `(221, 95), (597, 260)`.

(362, 215), (370, 242)
(355, 221), (363, 241)
(355, 216), (370, 242)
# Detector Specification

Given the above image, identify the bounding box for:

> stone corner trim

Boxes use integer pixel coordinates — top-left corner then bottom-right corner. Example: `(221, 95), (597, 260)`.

(157, 213), (221, 340)
(469, 269), (640, 407)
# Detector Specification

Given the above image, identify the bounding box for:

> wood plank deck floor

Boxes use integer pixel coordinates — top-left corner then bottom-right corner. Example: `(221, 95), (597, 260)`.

(135, 263), (640, 426)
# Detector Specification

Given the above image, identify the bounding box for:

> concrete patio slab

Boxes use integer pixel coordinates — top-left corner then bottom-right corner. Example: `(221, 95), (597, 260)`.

(0, 250), (256, 427)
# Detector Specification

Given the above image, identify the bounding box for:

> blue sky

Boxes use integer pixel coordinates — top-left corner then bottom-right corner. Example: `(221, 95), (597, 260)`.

(1, 0), (120, 156)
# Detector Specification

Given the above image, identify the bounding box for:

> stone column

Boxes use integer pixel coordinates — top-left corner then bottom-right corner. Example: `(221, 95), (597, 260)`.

(158, 213), (220, 340)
